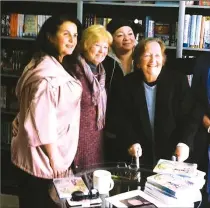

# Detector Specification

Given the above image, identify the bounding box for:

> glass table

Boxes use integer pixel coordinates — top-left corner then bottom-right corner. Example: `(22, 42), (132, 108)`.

(49, 162), (154, 208)
(50, 162), (202, 208)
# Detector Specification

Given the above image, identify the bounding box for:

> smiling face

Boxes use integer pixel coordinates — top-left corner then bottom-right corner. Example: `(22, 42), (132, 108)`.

(137, 41), (163, 82)
(112, 26), (135, 53)
(85, 41), (109, 66)
(50, 21), (78, 62)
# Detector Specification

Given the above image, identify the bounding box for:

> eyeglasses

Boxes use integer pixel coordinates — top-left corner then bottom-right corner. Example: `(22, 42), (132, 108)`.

(71, 189), (99, 201)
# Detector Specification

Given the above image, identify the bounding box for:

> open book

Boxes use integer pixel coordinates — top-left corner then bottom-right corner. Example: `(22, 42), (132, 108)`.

(53, 176), (89, 199)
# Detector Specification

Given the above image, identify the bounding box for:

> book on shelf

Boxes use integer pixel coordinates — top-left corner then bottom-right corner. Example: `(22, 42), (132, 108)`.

(194, 15), (203, 48)
(1, 13), (51, 38)
(199, 0), (210, 6)
(0, 86), (7, 109)
(1, 122), (13, 145)
(10, 13), (18, 37)
(203, 16), (210, 49)
(23, 14), (38, 37)
(189, 15), (197, 48)
(199, 16), (206, 48)
(183, 14), (210, 49)
(144, 16), (153, 38)
(154, 22), (170, 46)
(1, 14), (10, 36)
(183, 14), (191, 47)
(153, 159), (198, 177)
(105, 189), (168, 208)
(53, 176), (89, 199)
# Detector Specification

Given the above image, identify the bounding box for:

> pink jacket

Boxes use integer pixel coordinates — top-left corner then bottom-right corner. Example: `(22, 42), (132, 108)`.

(11, 56), (82, 179)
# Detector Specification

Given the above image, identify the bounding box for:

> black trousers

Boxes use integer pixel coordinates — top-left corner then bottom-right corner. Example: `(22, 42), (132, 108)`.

(14, 165), (58, 208)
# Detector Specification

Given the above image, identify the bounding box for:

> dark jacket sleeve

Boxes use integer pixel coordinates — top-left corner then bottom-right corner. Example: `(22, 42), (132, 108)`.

(116, 73), (142, 162)
(181, 54), (210, 150)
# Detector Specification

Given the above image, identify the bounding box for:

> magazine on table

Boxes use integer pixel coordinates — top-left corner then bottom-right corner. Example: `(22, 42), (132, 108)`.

(105, 189), (171, 208)
(153, 159), (198, 177)
(53, 176), (89, 199)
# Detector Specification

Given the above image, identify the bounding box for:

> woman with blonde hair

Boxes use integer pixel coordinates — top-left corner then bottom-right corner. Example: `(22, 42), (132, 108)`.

(72, 24), (113, 170)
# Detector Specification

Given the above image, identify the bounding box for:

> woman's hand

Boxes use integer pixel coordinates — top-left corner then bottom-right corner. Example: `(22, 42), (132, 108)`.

(175, 143), (189, 162)
(128, 143), (142, 158)
(44, 143), (66, 178)
(203, 114), (210, 130)
(49, 155), (66, 178)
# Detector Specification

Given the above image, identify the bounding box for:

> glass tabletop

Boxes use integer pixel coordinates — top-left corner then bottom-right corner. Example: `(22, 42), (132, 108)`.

(49, 162), (154, 208)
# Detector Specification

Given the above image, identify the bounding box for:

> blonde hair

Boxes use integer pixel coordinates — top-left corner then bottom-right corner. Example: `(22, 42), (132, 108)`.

(133, 38), (167, 67)
(79, 24), (113, 53)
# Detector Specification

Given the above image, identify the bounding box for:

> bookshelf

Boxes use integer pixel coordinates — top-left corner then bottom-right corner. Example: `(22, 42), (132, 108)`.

(177, 1), (210, 58)
(81, 1), (209, 58)
(0, 0), (209, 195)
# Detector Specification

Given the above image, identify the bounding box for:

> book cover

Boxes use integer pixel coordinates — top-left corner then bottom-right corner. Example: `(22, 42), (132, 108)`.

(148, 20), (155, 38)
(194, 15), (202, 48)
(203, 16), (210, 49)
(23, 14), (38, 37)
(145, 16), (152, 38)
(199, 0), (210, 6)
(146, 173), (199, 198)
(105, 190), (168, 208)
(53, 177), (89, 199)
(10, 13), (18, 37)
(144, 182), (198, 206)
(17, 14), (24, 37)
(199, 16), (206, 48)
(154, 22), (170, 46)
(183, 14), (191, 47)
(189, 15), (197, 48)
(153, 159), (197, 177)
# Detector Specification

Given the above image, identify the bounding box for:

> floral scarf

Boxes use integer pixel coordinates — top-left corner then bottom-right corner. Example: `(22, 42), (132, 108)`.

(78, 55), (107, 130)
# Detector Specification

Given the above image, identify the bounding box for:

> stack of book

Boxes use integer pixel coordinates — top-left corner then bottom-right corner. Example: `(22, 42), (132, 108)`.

(144, 159), (206, 206)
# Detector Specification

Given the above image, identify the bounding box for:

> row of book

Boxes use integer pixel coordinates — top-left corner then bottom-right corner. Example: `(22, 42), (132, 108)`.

(84, 14), (178, 46)
(183, 15), (210, 49)
(1, 13), (51, 37)
(92, 1), (210, 6)
(144, 16), (177, 46)
(144, 159), (206, 206)
(1, 49), (26, 72)
(1, 122), (13, 145)
(0, 85), (19, 111)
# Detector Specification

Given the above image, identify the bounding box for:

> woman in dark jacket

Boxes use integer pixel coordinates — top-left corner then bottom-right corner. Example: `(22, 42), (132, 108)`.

(118, 38), (193, 168)
(103, 19), (136, 162)
(189, 53), (210, 207)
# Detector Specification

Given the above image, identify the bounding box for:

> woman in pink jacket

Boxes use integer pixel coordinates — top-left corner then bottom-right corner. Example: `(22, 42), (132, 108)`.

(11, 14), (82, 208)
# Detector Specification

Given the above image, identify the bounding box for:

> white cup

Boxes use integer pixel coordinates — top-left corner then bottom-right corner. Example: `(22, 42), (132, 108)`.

(93, 170), (114, 194)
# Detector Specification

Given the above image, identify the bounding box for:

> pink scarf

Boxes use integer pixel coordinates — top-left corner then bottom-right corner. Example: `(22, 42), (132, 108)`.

(78, 55), (107, 130)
